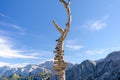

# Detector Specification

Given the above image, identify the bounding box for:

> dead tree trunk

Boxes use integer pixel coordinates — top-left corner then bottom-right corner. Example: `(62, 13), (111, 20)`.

(52, 0), (71, 80)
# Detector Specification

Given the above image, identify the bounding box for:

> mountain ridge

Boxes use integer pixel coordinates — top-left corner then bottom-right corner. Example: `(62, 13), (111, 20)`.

(66, 51), (120, 80)
(0, 51), (120, 80)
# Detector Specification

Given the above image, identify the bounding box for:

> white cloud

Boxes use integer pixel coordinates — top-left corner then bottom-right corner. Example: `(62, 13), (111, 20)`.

(85, 16), (108, 31)
(27, 51), (53, 59)
(9, 63), (30, 68)
(90, 21), (106, 30)
(87, 20), (106, 31)
(85, 47), (120, 56)
(0, 62), (30, 67)
(66, 45), (84, 50)
(85, 49), (105, 55)
(0, 22), (25, 35)
(0, 36), (38, 59)
(0, 13), (24, 35)
(0, 13), (9, 18)
(0, 62), (10, 67)
(65, 40), (84, 50)
(65, 40), (76, 44)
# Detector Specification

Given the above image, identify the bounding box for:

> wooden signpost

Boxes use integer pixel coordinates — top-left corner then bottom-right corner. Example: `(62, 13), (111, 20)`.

(52, 0), (71, 80)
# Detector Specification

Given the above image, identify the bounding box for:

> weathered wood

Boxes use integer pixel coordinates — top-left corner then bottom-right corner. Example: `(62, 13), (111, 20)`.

(52, 20), (64, 34)
(52, 0), (71, 80)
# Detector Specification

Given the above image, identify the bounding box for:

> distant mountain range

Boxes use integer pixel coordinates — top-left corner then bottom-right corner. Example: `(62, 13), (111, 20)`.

(0, 51), (120, 80)
(66, 51), (120, 80)
(0, 60), (74, 80)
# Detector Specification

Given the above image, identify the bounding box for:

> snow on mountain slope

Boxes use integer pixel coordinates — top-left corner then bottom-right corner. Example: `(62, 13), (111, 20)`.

(0, 60), (74, 78)
(1, 51), (120, 80)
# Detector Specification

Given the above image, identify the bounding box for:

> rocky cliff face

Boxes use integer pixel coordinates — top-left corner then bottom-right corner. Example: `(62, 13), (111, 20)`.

(66, 51), (120, 80)
(66, 60), (96, 80)
(95, 51), (120, 80)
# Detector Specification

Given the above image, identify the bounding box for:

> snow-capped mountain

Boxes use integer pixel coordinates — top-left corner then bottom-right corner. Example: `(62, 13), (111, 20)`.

(0, 60), (74, 80)
(1, 51), (120, 80)
(0, 64), (50, 77)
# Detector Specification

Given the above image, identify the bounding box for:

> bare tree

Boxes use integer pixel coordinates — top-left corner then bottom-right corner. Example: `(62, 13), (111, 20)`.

(52, 0), (71, 80)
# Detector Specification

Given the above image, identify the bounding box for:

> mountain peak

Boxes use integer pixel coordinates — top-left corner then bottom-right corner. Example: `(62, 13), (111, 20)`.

(105, 51), (120, 60)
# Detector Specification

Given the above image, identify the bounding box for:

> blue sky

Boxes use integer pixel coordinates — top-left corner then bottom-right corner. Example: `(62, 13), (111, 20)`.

(0, 0), (120, 67)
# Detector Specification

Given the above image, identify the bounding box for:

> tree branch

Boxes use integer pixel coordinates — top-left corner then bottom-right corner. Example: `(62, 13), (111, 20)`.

(52, 20), (64, 34)
(52, 0), (71, 42)
(59, 0), (71, 40)
(68, 0), (71, 5)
